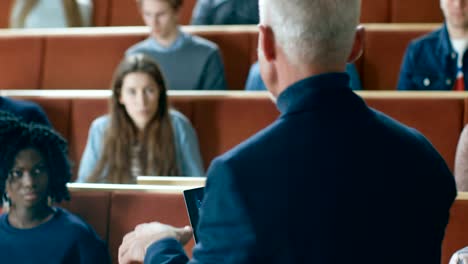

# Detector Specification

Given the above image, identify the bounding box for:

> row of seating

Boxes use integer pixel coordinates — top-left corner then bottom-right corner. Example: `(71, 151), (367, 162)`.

(2, 90), (465, 179)
(0, 0), (444, 28)
(0, 24), (440, 91)
(57, 185), (468, 264)
(58, 184), (196, 264)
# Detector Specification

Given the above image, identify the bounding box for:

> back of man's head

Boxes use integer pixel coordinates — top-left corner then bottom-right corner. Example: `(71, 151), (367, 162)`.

(259, 0), (361, 68)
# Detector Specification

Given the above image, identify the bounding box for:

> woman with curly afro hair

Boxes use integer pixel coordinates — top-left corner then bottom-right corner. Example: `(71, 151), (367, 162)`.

(0, 111), (110, 263)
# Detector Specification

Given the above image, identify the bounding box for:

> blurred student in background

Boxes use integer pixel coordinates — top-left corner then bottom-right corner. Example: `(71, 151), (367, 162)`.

(245, 61), (363, 91)
(397, 0), (468, 90)
(0, 111), (109, 263)
(0, 96), (50, 126)
(191, 0), (259, 25)
(77, 54), (204, 184)
(9, 0), (93, 28)
(126, 0), (227, 90)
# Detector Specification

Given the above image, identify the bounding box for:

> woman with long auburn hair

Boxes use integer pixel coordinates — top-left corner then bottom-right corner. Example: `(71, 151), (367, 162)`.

(9, 0), (93, 28)
(77, 54), (204, 183)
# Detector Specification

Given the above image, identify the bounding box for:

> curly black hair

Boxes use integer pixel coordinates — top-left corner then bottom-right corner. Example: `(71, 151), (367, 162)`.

(0, 111), (71, 203)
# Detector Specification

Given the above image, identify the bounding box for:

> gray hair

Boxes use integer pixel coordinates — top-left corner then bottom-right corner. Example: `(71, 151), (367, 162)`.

(259, 0), (361, 67)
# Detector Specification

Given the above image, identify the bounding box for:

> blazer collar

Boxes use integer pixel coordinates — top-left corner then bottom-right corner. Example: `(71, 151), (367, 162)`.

(276, 72), (352, 115)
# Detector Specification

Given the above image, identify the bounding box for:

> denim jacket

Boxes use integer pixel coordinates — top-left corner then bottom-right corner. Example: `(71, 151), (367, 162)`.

(398, 24), (468, 90)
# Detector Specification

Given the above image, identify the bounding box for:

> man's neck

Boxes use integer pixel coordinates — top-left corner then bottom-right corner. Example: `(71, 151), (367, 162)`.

(151, 29), (179, 48)
(274, 61), (345, 97)
(265, 44), (345, 98)
(447, 25), (468, 39)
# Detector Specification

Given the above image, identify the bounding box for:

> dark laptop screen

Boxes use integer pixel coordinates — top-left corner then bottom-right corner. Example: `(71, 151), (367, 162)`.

(183, 187), (205, 243)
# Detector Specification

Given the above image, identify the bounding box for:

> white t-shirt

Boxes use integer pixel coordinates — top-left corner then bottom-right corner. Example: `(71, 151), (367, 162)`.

(10, 0), (93, 28)
(451, 38), (468, 68)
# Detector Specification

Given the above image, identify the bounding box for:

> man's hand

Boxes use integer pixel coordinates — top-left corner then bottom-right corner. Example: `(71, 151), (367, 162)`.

(118, 222), (193, 264)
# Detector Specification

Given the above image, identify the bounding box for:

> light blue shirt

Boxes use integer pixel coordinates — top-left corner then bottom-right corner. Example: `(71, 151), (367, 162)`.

(77, 109), (204, 182)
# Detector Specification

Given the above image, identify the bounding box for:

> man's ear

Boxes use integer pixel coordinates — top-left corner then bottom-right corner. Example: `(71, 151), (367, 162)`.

(347, 25), (365, 63)
(258, 24), (276, 62)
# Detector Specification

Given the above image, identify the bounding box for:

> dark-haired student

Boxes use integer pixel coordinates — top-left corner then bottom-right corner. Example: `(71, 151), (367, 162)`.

(0, 111), (110, 264)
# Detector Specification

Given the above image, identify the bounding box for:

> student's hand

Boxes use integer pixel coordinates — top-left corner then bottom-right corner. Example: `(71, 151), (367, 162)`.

(118, 222), (192, 264)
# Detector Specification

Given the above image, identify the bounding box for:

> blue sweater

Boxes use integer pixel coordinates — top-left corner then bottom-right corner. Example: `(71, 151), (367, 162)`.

(126, 30), (227, 90)
(0, 207), (110, 264)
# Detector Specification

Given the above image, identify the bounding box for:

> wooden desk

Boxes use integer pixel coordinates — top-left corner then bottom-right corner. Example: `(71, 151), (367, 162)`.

(136, 176), (206, 188)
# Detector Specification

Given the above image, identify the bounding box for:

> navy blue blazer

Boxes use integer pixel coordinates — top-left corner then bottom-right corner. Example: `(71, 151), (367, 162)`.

(145, 73), (456, 264)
